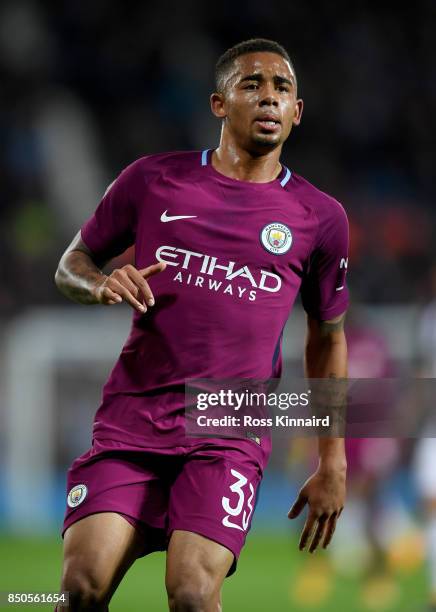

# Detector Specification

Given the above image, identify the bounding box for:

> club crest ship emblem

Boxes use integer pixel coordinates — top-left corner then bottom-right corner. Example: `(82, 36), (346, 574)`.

(260, 222), (292, 255)
(67, 484), (88, 508)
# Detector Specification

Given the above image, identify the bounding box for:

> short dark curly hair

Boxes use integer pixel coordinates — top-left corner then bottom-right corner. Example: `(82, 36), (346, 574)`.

(215, 38), (296, 93)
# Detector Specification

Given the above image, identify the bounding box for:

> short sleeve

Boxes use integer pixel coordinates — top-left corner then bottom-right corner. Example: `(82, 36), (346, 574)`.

(300, 201), (350, 320)
(80, 161), (138, 260)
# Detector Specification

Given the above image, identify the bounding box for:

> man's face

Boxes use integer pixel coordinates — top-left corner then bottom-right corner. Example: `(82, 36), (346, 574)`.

(211, 52), (303, 153)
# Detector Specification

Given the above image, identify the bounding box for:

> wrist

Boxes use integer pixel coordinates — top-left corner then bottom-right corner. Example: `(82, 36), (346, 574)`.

(318, 440), (346, 474)
(318, 455), (347, 475)
(90, 273), (108, 302)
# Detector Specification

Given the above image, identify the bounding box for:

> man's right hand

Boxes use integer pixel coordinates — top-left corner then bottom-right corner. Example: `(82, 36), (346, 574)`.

(93, 262), (167, 312)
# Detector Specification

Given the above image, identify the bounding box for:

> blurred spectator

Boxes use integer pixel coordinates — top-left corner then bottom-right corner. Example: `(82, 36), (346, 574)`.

(413, 264), (436, 610)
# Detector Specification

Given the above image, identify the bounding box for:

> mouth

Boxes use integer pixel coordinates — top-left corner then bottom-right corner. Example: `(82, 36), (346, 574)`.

(254, 116), (281, 132)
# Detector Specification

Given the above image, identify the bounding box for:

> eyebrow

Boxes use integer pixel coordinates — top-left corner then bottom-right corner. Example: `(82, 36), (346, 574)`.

(239, 73), (295, 87)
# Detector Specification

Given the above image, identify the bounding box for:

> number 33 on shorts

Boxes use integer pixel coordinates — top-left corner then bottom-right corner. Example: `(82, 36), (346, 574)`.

(221, 468), (255, 531)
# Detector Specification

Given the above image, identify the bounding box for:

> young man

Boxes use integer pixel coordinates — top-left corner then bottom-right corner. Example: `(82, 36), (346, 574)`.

(55, 38), (349, 611)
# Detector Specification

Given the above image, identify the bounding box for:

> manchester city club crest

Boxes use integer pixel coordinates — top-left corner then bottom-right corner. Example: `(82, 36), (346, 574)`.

(67, 484), (88, 508)
(260, 222), (293, 255)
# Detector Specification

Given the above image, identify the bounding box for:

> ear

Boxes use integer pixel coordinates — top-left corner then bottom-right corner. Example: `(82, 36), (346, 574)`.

(210, 92), (226, 119)
(292, 98), (304, 126)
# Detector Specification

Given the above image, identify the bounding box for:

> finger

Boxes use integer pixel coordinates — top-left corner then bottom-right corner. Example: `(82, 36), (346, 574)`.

(100, 287), (122, 305)
(111, 269), (140, 299)
(288, 494), (307, 519)
(299, 512), (317, 551)
(309, 515), (328, 553)
(322, 513), (338, 549)
(139, 261), (167, 279)
(109, 279), (146, 313)
(124, 266), (155, 306)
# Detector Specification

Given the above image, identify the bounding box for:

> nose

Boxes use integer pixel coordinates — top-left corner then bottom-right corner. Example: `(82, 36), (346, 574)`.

(259, 83), (279, 107)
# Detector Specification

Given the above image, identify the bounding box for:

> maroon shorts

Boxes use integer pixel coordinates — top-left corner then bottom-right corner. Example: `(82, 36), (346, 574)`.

(62, 439), (263, 575)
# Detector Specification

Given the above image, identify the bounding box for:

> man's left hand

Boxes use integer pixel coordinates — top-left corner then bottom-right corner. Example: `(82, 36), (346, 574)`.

(287, 467), (346, 553)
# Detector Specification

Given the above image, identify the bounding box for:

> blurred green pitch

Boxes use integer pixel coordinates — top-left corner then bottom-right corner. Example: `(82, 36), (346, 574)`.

(0, 532), (427, 611)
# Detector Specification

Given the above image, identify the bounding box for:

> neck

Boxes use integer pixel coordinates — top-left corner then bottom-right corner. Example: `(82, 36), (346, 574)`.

(212, 131), (283, 183)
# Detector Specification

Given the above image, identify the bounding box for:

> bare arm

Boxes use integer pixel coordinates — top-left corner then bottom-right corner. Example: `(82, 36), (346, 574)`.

(55, 231), (109, 305)
(54, 230), (166, 312)
(288, 312), (347, 552)
(305, 313), (348, 473)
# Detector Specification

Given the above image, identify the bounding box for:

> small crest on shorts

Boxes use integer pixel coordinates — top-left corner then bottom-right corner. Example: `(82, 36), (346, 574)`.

(67, 484), (88, 508)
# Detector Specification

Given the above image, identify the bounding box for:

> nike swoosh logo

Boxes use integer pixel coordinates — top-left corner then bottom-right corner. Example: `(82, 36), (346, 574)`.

(160, 210), (197, 223)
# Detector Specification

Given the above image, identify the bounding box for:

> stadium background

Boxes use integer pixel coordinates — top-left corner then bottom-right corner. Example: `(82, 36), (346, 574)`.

(0, 1), (435, 610)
